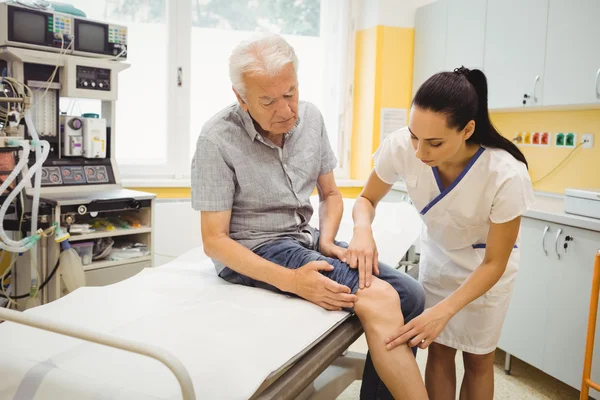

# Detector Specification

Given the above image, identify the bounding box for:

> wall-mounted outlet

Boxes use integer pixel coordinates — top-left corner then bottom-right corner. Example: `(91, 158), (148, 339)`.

(566, 132), (577, 147)
(514, 132), (523, 144)
(541, 132), (550, 145)
(556, 132), (565, 146)
(524, 132), (532, 145)
(582, 133), (594, 148)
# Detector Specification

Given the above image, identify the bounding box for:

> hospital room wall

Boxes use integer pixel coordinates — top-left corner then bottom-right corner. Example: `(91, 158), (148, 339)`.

(349, 12), (600, 194)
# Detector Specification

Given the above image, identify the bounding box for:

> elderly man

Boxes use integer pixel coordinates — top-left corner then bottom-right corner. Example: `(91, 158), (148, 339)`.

(191, 33), (427, 399)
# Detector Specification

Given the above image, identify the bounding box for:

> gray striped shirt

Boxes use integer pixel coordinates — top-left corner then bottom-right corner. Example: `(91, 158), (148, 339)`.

(191, 101), (338, 274)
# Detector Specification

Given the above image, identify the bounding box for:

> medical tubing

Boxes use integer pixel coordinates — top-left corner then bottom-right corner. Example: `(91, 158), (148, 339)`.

(25, 110), (43, 289)
(0, 256), (59, 300)
(0, 140), (32, 253)
(0, 140), (49, 252)
(0, 307), (197, 400)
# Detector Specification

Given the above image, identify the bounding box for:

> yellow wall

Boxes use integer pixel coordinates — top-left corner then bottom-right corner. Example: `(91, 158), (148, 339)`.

(351, 26), (415, 181)
(129, 187), (363, 199)
(491, 110), (600, 193)
(351, 27), (378, 180)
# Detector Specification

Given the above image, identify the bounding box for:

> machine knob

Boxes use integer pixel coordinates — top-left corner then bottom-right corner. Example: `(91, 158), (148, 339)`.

(91, 81), (96, 88)
(99, 82), (104, 88)
(77, 205), (87, 215)
(83, 81), (89, 87)
(68, 117), (82, 130)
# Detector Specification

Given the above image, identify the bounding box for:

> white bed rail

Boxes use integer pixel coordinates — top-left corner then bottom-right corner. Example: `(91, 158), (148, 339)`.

(0, 307), (196, 400)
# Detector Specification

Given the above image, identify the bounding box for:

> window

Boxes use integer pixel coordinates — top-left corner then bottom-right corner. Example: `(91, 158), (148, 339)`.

(62, 1), (354, 184)
(64, 0), (169, 170)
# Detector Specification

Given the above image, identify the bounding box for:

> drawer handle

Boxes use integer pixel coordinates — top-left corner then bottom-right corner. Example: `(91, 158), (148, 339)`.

(596, 68), (600, 99)
(555, 228), (563, 260)
(532, 75), (540, 103)
(542, 225), (549, 256)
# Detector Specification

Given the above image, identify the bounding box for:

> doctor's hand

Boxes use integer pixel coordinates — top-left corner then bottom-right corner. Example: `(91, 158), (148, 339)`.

(292, 260), (358, 311)
(385, 305), (453, 351)
(345, 227), (379, 289)
(319, 241), (348, 261)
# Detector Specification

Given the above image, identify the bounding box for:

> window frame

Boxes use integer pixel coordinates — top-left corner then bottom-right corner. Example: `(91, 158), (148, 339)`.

(119, 0), (355, 187)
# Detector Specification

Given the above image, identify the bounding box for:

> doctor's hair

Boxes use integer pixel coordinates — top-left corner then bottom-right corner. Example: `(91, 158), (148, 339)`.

(229, 33), (299, 101)
(412, 66), (528, 168)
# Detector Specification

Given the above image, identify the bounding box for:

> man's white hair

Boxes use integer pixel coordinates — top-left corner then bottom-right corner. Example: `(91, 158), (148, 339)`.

(229, 33), (299, 100)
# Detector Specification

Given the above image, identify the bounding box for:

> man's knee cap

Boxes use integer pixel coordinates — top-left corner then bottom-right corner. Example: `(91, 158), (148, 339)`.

(355, 278), (399, 308)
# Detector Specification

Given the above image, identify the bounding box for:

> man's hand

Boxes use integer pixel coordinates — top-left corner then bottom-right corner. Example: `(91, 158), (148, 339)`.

(319, 241), (348, 261)
(345, 226), (380, 289)
(292, 260), (358, 311)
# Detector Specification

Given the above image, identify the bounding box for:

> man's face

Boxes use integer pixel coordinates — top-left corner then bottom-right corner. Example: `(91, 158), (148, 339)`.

(235, 63), (299, 136)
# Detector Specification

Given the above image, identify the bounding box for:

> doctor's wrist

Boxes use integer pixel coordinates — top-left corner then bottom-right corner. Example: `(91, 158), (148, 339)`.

(436, 300), (458, 319)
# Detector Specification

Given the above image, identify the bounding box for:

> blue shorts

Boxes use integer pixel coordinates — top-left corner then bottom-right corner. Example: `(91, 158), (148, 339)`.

(218, 230), (425, 320)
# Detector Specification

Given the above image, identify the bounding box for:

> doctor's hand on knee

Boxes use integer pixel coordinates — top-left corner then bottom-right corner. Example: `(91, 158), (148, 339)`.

(291, 261), (358, 311)
(346, 226), (380, 289)
(385, 305), (454, 351)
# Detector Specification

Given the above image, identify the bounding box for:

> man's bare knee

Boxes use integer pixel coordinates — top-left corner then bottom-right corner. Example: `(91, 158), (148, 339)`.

(354, 277), (403, 326)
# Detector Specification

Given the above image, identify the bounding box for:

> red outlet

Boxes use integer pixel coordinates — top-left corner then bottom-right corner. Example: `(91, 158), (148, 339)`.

(533, 132), (540, 145)
(541, 132), (549, 145)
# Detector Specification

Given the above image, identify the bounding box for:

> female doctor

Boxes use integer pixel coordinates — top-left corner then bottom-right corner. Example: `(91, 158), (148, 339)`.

(347, 67), (535, 399)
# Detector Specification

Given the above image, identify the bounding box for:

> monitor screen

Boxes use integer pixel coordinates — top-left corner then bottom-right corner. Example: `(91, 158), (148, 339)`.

(77, 22), (106, 53)
(13, 10), (46, 44)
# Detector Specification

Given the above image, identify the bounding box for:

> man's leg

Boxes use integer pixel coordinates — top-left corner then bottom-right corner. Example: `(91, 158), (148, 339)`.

(222, 238), (427, 398)
(329, 240), (426, 400)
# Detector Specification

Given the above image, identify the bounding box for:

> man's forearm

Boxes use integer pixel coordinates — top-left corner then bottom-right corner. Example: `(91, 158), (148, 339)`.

(318, 193), (343, 244)
(205, 236), (296, 293)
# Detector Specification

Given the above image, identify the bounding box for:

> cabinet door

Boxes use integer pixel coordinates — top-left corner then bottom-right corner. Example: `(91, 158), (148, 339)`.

(483, 0), (549, 109)
(412, 0), (447, 97)
(543, 0), (600, 106)
(498, 217), (552, 370)
(444, 0), (487, 71)
(543, 224), (600, 392)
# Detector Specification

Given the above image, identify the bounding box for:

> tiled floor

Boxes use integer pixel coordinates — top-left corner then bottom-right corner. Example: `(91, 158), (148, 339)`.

(338, 334), (584, 399)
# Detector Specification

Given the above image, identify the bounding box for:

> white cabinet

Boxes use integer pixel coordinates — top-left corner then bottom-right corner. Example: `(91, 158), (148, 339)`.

(483, 0), (549, 109)
(412, 0), (447, 97)
(499, 217), (600, 396)
(543, 223), (600, 392)
(444, 0), (487, 72)
(499, 218), (550, 370)
(412, 0), (488, 98)
(542, 0), (600, 107)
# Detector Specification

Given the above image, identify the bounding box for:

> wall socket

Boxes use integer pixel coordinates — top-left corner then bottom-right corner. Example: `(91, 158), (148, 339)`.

(582, 134), (594, 149)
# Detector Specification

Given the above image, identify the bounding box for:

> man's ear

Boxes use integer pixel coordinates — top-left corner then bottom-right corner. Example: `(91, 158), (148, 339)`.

(233, 87), (248, 111)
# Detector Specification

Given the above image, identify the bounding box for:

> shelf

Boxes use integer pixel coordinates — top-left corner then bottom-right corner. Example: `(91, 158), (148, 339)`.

(68, 227), (152, 242)
(83, 255), (152, 272)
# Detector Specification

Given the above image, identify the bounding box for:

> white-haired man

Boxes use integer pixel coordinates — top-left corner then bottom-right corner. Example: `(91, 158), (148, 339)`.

(191, 33), (427, 399)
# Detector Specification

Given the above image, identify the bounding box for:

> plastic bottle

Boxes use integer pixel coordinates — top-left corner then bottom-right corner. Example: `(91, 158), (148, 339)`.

(59, 241), (86, 294)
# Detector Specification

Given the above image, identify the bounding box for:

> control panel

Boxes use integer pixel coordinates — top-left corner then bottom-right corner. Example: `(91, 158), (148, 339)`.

(41, 165), (111, 186)
(48, 13), (73, 48)
(75, 66), (110, 91)
(84, 165), (109, 183)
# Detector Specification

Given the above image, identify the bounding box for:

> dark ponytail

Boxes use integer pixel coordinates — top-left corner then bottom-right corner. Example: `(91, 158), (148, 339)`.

(412, 66), (528, 168)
